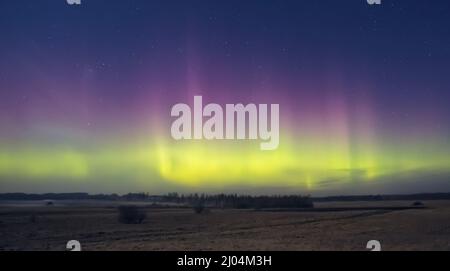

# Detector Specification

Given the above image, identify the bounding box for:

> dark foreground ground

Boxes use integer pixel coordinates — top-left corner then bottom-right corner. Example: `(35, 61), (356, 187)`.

(0, 200), (449, 251)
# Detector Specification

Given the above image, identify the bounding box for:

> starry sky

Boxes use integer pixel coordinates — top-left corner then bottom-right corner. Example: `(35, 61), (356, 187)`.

(0, 0), (450, 195)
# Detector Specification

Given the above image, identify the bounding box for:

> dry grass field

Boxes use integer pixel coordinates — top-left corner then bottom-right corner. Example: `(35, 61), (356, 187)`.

(1, 200), (449, 251)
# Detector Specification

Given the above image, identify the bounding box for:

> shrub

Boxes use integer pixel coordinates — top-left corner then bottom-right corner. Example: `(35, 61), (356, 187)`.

(193, 205), (205, 214)
(118, 205), (147, 224)
(413, 201), (424, 207)
(193, 201), (205, 214)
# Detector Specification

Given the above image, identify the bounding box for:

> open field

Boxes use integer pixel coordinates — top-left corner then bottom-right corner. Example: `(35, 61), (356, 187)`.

(1, 200), (450, 251)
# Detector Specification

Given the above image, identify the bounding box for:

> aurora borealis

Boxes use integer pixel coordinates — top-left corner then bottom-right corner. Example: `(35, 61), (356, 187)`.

(1, 0), (450, 195)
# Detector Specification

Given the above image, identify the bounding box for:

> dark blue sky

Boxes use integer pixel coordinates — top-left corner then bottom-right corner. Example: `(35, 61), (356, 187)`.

(1, 0), (450, 102)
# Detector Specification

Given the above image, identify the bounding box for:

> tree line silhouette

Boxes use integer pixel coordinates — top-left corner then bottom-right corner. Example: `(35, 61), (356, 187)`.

(1, 192), (450, 208)
(164, 193), (314, 209)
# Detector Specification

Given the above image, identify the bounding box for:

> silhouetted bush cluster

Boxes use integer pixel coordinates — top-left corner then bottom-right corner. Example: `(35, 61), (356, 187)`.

(193, 202), (205, 214)
(166, 193), (314, 209)
(118, 205), (146, 224)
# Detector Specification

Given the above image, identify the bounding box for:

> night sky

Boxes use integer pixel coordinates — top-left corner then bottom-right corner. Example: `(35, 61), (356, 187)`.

(1, 0), (450, 195)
